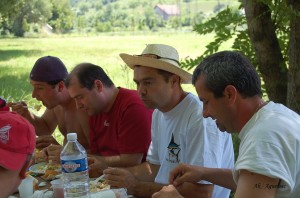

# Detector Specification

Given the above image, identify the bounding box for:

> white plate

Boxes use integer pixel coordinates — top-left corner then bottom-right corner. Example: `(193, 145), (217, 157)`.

(29, 162), (61, 174)
(29, 162), (47, 174)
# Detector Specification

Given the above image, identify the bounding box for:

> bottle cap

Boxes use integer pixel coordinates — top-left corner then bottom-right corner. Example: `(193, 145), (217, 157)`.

(67, 133), (77, 141)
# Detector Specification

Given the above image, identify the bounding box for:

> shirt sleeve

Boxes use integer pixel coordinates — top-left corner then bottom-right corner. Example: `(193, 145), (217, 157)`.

(234, 140), (294, 193)
(146, 110), (160, 165)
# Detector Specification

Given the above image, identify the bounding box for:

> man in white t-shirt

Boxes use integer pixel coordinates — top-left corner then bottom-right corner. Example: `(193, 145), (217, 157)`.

(103, 44), (234, 198)
(153, 51), (300, 198)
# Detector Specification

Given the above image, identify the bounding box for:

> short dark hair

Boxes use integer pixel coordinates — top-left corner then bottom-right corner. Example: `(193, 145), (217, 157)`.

(66, 63), (114, 90)
(192, 51), (262, 98)
(134, 65), (174, 83)
(157, 69), (174, 83)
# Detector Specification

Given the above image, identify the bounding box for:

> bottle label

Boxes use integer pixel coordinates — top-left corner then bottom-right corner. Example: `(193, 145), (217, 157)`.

(61, 158), (88, 173)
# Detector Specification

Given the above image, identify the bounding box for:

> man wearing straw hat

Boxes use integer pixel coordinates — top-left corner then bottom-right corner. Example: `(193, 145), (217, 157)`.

(153, 51), (300, 198)
(104, 44), (234, 198)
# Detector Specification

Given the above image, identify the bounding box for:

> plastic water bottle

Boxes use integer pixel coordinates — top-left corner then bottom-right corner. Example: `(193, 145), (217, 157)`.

(60, 133), (90, 198)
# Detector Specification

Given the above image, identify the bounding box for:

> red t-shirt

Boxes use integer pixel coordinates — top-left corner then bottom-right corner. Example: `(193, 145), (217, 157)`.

(89, 88), (152, 161)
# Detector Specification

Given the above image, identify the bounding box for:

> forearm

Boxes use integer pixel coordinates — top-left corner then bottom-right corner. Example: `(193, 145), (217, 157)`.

(177, 183), (213, 198)
(88, 153), (145, 177)
(8, 102), (55, 135)
(25, 114), (53, 136)
(28, 109), (58, 136)
(103, 162), (161, 197)
(101, 153), (143, 167)
(31, 116), (53, 136)
(202, 168), (236, 191)
(102, 158), (158, 182)
(127, 162), (159, 182)
(130, 181), (164, 198)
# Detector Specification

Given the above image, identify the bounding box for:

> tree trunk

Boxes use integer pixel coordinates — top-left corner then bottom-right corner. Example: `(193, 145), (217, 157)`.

(243, 0), (288, 105)
(12, 15), (25, 37)
(287, 0), (300, 113)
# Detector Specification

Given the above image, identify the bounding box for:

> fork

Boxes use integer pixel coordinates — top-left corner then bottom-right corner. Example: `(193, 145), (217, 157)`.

(91, 174), (105, 184)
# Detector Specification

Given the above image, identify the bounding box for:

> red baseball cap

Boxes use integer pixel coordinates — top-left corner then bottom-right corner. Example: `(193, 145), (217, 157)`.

(0, 111), (36, 171)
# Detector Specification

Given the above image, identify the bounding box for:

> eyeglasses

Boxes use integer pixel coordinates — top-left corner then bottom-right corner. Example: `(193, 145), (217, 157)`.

(138, 54), (180, 65)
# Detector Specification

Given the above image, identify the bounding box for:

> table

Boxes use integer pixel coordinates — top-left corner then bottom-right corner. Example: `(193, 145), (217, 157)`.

(12, 176), (130, 198)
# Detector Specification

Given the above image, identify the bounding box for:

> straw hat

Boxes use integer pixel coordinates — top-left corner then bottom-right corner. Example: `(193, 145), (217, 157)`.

(120, 44), (192, 84)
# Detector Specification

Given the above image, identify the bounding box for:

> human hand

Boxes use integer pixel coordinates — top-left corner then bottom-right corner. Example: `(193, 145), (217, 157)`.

(36, 135), (60, 149)
(34, 149), (47, 163)
(7, 101), (31, 117)
(152, 185), (184, 198)
(43, 144), (63, 164)
(169, 164), (205, 187)
(88, 155), (108, 178)
(103, 167), (138, 194)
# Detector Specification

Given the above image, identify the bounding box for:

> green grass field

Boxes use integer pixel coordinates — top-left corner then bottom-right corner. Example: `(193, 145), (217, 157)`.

(0, 31), (234, 101)
(1, 34), (240, 197)
(0, 31), (235, 145)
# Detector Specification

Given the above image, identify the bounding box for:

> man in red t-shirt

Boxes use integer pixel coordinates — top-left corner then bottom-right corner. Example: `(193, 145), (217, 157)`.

(66, 63), (152, 177)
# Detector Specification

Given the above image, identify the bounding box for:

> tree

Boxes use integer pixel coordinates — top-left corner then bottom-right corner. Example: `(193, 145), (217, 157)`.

(0, 0), (20, 17)
(182, 0), (300, 113)
(243, 0), (287, 105)
(286, 0), (300, 112)
(7, 0), (52, 36)
(49, 0), (74, 33)
(78, 2), (89, 15)
(0, 0), (23, 34)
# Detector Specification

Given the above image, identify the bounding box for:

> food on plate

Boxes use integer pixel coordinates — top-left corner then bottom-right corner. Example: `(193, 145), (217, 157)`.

(41, 163), (61, 180)
(90, 180), (110, 192)
(29, 161), (61, 180)
(35, 162), (61, 172)
(41, 169), (60, 181)
(45, 163), (61, 171)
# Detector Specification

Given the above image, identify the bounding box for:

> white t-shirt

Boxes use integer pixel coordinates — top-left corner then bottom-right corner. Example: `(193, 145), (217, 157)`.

(234, 101), (300, 197)
(147, 93), (234, 198)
